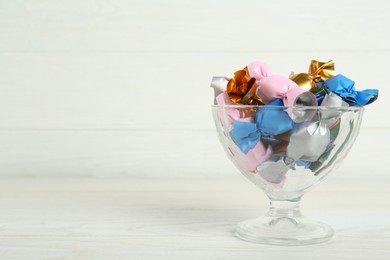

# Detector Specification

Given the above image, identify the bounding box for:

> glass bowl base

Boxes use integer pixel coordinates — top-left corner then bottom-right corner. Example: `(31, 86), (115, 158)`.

(236, 216), (334, 246)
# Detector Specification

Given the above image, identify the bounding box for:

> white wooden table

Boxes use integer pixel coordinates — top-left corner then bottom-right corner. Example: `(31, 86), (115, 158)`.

(0, 177), (390, 259)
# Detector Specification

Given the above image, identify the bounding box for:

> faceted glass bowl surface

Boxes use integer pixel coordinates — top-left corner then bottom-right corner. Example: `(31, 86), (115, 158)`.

(212, 105), (364, 245)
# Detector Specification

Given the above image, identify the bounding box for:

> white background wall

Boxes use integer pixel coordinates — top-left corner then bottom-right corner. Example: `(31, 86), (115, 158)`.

(0, 0), (389, 178)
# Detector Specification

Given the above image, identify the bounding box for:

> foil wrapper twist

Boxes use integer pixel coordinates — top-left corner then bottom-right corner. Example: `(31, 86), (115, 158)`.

(290, 60), (335, 93)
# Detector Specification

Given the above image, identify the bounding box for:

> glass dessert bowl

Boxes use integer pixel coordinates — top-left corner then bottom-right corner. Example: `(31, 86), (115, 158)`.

(212, 105), (364, 245)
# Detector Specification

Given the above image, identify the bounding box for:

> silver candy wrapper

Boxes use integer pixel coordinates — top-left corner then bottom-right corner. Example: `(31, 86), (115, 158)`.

(257, 153), (293, 183)
(287, 121), (330, 162)
(256, 121), (331, 184)
(210, 76), (229, 104)
(320, 93), (349, 126)
(322, 92), (349, 108)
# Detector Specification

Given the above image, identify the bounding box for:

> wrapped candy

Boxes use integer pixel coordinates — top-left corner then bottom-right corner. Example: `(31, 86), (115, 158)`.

(290, 60), (335, 93)
(287, 121), (330, 162)
(256, 75), (314, 105)
(230, 101), (293, 154)
(257, 153), (292, 184)
(257, 119), (331, 183)
(324, 74), (378, 106)
(225, 61), (273, 105)
(320, 92), (349, 126)
(226, 71), (259, 105)
(255, 75), (318, 122)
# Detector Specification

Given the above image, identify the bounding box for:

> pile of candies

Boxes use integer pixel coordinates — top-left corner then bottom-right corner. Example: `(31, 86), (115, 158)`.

(211, 60), (378, 184)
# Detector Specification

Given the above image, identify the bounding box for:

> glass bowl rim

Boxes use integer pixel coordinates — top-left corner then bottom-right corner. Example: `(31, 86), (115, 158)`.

(211, 105), (364, 112)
